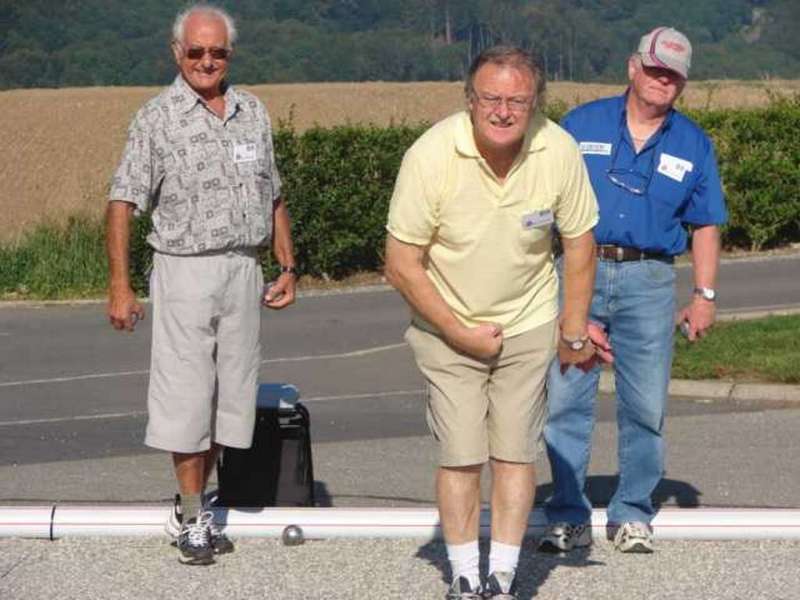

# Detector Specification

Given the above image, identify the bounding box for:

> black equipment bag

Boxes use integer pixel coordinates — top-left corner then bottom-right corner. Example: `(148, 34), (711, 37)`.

(217, 383), (315, 507)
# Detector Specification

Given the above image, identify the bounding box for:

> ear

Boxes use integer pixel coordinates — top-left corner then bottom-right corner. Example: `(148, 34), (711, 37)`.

(171, 41), (182, 65)
(626, 56), (638, 82)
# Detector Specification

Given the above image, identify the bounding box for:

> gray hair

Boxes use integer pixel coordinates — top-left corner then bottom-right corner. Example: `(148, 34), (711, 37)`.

(172, 3), (237, 48)
(465, 46), (546, 103)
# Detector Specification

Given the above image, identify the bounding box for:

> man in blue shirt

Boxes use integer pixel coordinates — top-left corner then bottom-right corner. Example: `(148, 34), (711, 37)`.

(538, 27), (727, 554)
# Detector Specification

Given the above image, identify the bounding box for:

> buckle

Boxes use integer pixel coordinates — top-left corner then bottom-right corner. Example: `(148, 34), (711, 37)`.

(615, 246), (624, 262)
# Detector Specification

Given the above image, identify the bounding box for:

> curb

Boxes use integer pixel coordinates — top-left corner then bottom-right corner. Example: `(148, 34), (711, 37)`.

(598, 371), (800, 403)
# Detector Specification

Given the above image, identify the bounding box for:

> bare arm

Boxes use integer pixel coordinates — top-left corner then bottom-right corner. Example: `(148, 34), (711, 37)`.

(384, 234), (502, 359)
(106, 200), (144, 331)
(263, 197), (297, 309)
(677, 225), (720, 341)
(558, 230), (600, 369)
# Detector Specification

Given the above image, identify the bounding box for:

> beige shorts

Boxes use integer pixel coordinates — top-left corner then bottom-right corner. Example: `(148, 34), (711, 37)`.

(145, 250), (263, 453)
(405, 320), (557, 467)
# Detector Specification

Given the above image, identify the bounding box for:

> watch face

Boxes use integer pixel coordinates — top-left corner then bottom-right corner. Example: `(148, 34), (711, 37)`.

(696, 287), (716, 301)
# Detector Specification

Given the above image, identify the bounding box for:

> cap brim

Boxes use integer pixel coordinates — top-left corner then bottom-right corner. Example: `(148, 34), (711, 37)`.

(640, 52), (688, 79)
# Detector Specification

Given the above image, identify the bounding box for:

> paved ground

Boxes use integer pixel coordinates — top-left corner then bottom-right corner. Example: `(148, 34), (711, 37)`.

(2, 536), (798, 599)
(2, 253), (800, 599)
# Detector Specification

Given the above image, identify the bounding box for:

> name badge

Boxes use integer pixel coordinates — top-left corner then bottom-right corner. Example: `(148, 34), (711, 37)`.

(522, 210), (554, 230)
(579, 141), (612, 156)
(657, 152), (693, 183)
(233, 142), (257, 163)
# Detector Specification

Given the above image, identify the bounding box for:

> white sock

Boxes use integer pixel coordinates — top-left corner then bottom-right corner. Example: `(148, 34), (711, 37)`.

(489, 540), (520, 575)
(446, 540), (481, 589)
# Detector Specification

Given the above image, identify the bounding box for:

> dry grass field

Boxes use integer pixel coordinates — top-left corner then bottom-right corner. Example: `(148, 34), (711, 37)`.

(1, 79), (798, 243)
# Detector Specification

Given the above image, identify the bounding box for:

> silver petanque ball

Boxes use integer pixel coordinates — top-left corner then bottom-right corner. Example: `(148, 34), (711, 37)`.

(281, 524), (305, 546)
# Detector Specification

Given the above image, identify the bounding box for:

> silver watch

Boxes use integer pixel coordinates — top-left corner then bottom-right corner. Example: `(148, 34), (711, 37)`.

(693, 287), (717, 302)
(561, 333), (589, 351)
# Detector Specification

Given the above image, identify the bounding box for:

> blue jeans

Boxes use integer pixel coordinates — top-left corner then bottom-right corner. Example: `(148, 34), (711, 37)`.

(544, 258), (676, 525)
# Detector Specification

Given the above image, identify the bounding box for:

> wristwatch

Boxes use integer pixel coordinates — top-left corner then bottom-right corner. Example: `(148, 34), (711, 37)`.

(280, 265), (299, 276)
(560, 333), (590, 351)
(693, 287), (716, 302)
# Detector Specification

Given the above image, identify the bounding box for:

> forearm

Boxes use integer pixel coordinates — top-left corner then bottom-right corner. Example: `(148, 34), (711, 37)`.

(384, 236), (464, 340)
(559, 230), (596, 337)
(106, 201), (134, 291)
(272, 198), (296, 268)
(691, 225), (720, 289)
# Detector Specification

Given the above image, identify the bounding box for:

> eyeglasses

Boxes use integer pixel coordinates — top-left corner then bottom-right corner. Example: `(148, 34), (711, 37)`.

(473, 93), (533, 113)
(605, 133), (656, 196)
(183, 45), (231, 61)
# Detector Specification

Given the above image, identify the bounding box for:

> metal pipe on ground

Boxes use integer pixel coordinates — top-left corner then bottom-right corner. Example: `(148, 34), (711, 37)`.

(1, 506), (798, 541)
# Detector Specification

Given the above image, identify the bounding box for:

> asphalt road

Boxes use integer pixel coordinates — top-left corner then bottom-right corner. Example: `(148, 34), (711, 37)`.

(1, 252), (799, 508)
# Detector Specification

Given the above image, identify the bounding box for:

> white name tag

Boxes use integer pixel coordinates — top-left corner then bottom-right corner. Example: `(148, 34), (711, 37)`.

(579, 141), (612, 155)
(657, 152), (693, 183)
(522, 210), (554, 230)
(233, 142), (257, 163)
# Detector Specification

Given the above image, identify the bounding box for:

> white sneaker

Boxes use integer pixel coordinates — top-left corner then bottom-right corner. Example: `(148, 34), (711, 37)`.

(165, 493), (182, 538)
(613, 521), (654, 553)
(537, 522), (592, 553)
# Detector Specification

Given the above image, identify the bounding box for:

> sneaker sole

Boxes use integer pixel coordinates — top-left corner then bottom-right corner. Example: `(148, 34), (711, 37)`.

(617, 542), (654, 554)
(537, 529), (592, 554)
(537, 538), (592, 554)
(178, 553), (215, 565)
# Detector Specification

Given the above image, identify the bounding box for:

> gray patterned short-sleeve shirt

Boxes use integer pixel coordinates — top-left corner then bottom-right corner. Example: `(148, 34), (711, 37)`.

(110, 75), (282, 255)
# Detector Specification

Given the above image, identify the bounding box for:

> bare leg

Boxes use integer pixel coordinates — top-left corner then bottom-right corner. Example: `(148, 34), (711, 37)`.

(437, 464), (484, 544)
(489, 459), (535, 545)
(173, 452), (206, 495)
(202, 443), (222, 491)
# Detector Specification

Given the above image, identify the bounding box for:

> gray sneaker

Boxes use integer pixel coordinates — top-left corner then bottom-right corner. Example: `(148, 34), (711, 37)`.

(613, 521), (654, 553)
(537, 522), (592, 553)
(445, 576), (483, 599)
(484, 571), (518, 599)
(177, 511), (215, 565)
(208, 519), (235, 554)
(166, 494), (233, 554)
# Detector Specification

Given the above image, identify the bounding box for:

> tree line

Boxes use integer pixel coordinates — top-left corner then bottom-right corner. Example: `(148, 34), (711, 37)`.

(1, 0), (799, 89)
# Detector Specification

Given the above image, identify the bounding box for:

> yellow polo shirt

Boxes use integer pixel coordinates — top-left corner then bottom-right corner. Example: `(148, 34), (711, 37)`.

(387, 110), (598, 337)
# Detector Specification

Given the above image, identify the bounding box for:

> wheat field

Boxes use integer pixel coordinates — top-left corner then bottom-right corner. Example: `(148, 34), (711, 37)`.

(1, 79), (798, 243)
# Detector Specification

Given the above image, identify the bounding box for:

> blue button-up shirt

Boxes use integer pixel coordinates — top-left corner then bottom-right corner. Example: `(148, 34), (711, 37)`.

(562, 93), (726, 256)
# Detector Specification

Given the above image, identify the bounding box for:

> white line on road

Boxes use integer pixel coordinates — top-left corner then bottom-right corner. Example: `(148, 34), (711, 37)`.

(0, 343), (409, 389)
(0, 389), (424, 427)
(0, 411), (148, 427)
(260, 342), (407, 364)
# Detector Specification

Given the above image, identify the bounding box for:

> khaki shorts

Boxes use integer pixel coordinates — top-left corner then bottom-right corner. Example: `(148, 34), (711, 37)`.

(405, 320), (557, 466)
(145, 250), (263, 453)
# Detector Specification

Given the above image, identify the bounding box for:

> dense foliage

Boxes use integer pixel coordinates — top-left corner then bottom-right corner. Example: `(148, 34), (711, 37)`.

(0, 99), (797, 298)
(1, 0), (800, 89)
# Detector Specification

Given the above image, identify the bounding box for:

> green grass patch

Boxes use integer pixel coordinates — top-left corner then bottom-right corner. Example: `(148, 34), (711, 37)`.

(0, 215), (108, 300)
(672, 314), (800, 384)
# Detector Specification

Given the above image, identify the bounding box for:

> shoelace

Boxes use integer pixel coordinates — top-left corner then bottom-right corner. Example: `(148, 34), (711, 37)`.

(625, 523), (650, 539)
(184, 511), (213, 547)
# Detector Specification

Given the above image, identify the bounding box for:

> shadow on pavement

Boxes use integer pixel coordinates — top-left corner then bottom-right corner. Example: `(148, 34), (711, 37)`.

(534, 475), (702, 509)
(414, 538), (604, 599)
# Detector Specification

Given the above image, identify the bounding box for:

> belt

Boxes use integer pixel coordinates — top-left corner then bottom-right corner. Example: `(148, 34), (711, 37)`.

(596, 245), (674, 263)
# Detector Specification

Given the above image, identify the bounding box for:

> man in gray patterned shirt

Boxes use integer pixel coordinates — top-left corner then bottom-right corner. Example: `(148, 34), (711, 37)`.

(106, 3), (296, 565)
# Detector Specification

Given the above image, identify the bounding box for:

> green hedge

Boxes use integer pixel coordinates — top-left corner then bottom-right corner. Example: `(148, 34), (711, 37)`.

(1, 98), (798, 298)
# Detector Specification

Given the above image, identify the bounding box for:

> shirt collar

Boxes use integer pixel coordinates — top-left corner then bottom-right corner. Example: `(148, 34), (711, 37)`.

(454, 110), (548, 158)
(618, 89), (675, 132)
(169, 74), (242, 118)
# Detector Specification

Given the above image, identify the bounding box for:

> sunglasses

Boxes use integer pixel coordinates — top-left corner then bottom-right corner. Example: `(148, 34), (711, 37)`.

(183, 46), (231, 61)
(605, 131), (658, 196)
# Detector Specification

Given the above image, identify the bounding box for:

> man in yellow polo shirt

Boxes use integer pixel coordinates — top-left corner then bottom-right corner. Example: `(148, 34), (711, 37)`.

(385, 46), (599, 599)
